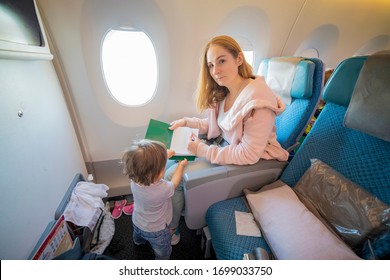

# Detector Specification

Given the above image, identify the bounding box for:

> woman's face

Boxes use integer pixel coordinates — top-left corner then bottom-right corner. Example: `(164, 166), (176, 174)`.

(206, 44), (242, 87)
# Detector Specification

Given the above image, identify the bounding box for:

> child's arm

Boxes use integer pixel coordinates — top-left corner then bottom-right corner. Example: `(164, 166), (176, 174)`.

(170, 159), (188, 189)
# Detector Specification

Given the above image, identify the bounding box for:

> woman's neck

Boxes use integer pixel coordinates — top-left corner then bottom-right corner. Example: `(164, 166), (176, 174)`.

(224, 77), (248, 112)
(228, 77), (246, 99)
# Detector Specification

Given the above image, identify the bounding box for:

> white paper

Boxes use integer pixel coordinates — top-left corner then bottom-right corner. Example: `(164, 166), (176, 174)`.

(170, 127), (199, 155)
(235, 211), (261, 237)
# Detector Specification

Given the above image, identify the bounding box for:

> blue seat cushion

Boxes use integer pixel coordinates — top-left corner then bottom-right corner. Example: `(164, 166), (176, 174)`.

(358, 228), (390, 259)
(276, 98), (311, 148)
(206, 197), (271, 260)
(275, 58), (323, 150)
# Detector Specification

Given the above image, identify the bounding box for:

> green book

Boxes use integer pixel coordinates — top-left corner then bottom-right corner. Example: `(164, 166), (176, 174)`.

(145, 119), (198, 161)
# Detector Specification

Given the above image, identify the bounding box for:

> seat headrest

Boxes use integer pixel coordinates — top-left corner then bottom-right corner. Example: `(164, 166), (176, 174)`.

(322, 56), (367, 107)
(259, 57), (315, 101)
(343, 50), (390, 142)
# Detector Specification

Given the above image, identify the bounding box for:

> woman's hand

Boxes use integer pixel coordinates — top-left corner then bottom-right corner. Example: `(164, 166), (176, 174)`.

(169, 119), (187, 130)
(187, 133), (200, 155)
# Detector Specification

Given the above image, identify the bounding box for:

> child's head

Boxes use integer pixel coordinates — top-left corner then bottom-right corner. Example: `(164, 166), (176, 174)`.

(122, 139), (167, 186)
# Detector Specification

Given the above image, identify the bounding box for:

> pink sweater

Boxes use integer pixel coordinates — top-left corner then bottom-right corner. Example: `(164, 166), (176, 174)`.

(184, 77), (289, 165)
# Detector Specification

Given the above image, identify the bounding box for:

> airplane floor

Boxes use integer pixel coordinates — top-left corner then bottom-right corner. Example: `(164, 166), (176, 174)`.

(103, 214), (214, 260)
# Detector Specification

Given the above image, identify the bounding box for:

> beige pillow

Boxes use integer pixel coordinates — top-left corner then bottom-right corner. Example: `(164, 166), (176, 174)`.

(246, 184), (360, 260)
(244, 180), (339, 237)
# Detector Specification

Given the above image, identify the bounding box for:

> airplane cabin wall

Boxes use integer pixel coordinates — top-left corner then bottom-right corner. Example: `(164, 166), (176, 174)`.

(282, 0), (390, 68)
(0, 59), (88, 260)
(0, 0), (88, 260)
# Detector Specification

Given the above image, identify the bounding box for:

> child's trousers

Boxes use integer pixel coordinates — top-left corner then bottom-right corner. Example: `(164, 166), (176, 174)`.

(133, 224), (172, 260)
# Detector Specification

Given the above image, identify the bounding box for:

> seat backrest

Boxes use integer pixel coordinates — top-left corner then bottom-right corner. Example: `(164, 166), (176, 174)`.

(259, 57), (324, 151)
(280, 55), (390, 205)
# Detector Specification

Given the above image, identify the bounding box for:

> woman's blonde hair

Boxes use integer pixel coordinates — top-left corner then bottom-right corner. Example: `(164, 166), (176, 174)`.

(121, 139), (167, 186)
(195, 35), (255, 112)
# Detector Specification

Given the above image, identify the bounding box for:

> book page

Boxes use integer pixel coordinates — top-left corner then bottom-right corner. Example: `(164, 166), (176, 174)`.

(32, 215), (74, 260)
(170, 127), (199, 155)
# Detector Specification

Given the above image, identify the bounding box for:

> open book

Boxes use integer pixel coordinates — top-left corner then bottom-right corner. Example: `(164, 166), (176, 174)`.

(145, 119), (199, 161)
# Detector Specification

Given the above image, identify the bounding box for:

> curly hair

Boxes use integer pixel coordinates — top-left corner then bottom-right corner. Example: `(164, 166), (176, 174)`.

(121, 139), (167, 186)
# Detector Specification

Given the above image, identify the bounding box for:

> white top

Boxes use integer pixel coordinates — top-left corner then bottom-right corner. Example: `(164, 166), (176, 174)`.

(130, 179), (174, 232)
(218, 100), (230, 141)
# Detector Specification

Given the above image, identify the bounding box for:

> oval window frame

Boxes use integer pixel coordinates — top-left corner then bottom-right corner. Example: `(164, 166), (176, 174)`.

(101, 27), (158, 107)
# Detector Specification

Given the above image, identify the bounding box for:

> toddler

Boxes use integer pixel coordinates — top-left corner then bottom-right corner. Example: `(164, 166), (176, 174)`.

(122, 139), (187, 259)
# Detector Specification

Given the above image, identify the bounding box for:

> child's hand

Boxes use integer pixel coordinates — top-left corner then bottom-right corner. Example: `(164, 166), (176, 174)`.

(167, 149), (175, 159)
(179, 158), (188, 167)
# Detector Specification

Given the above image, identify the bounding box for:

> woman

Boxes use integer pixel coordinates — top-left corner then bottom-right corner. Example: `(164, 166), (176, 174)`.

(165, 35), (289, 245)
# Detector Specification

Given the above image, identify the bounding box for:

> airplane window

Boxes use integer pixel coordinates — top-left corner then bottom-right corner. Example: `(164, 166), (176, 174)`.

(296, 47), (319, 58)
(236, 36), (254, 67)
(101, 28), (158, 106)
(243, 50), (254, 66)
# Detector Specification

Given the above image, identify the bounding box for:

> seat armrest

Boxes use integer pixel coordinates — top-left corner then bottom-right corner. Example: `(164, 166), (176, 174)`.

(243, 247), (271, 260)
(183, 160), (288, 229)
(184, 165), (229, 190)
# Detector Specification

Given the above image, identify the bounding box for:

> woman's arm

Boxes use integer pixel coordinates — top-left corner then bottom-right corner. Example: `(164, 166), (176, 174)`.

(196, 108), (277, 165)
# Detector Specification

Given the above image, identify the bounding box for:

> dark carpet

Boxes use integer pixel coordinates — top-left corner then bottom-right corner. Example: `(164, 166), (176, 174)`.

(103, 213), (215, 260)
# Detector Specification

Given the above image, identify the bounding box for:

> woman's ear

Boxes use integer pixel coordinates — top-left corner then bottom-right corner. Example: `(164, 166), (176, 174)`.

(236, 52), (244, 66)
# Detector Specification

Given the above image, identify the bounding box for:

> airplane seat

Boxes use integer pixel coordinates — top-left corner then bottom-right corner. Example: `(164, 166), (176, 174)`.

(183, 57), (324, 230)
(260, 57), (324, 153)
(206, 52), (390, 259)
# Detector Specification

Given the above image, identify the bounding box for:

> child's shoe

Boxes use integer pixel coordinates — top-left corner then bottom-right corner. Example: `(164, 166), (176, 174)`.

(111, 199), (126, 219)
(123, 203), (134, 215)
